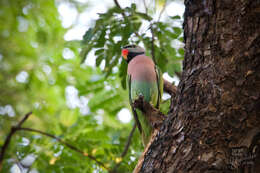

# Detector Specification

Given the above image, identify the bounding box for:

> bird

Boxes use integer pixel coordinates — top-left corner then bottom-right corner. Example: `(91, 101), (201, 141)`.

(122, 45), (163, 146)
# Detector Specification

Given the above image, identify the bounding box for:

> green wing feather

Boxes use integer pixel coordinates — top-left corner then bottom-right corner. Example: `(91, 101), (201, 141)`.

(127, 65), (163, 146)
(127, 74), (143, 134)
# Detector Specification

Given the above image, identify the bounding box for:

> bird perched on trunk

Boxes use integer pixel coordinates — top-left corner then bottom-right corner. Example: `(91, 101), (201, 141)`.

(122, 45), (163, 146)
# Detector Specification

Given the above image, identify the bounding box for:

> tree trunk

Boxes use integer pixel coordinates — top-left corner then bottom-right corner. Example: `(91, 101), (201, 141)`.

(137, 0), (260, 172)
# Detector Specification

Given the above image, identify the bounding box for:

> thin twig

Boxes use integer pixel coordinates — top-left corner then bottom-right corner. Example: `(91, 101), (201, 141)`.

(14, 158), (23, 172)
(158, 0), (167, 22)
(113, 0), (142, 40)
(150, 24), (156, 64)
(18, 127), (110, 171)
(121, 123), (136, 158)
(0, 128), (16, 167)
(114, 0), (125, 17)
(16, 112), (32, 127)
(114, 0), (121, 9)
(0, 112), (32, 170)
(114, 0), (179, 87)
(112, 123), (136, 172)
(151, 0), (167, 64)
(143, 0), (148, 14)
(0, 111), (110, 172)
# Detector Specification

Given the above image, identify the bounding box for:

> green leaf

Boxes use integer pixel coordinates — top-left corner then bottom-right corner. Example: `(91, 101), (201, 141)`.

(36, 30), (48, 44)
(95, 48), (104, 56)
(82, 28), (94, 44)
(170, 15), (181, 20)
(173, 27), (182, 36)
(119, 60), (127, 89)
(160, 99), (171, 114)
(135, 12), (152, 21)
(131, 3), (136, 10)
(96, 55), (104, 66)
(59, 109), (79, 127)
(165, 30), (178, 39)
(178, 48), (185, 56)
(94, 29), (106, 48)
(80, 44), (93, 63)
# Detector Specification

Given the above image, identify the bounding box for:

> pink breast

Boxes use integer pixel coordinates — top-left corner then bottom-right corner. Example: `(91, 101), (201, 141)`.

(127, 55), (156, 82)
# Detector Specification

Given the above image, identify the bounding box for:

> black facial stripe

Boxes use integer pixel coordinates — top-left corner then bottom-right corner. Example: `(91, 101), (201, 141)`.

(123, 45), (136, 49)
(127, 52), (145, 63)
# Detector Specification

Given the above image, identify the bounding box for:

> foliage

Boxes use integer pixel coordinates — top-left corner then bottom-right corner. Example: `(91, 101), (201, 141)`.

(81, 2), (183, 88)
(0, 0), (183, 172)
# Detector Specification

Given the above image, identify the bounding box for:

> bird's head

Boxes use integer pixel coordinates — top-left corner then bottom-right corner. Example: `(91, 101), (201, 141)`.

(122, 45), (145, 63)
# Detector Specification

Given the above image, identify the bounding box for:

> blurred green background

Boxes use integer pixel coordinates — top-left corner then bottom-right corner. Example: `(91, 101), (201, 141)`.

(0, 0), (184, 172)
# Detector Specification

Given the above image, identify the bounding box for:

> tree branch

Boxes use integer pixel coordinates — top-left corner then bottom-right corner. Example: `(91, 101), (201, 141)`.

(143, 0), (148, 14)
(163, 79), (177, 97)
(17, 127), (110, 171)
(121, 123), (136, 158)
(0, 112), (32, 171)
(158, 0), (167, 22)
(0, 111), (111, 172)
(114, 0), (123, 14)
(133, 96), (165, 129)
(112, 123), (137, 172)
(175, 71), (182, 79)
(131, 79), (177, 128)
(16, 112), (32, 127)
(150, 24), (156, 64)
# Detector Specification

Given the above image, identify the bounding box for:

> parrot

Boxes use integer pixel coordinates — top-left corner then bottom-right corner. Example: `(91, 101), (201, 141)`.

(121, 45), (163, 146)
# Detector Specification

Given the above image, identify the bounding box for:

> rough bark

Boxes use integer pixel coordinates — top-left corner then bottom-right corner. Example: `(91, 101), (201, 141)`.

(137, 0), (260, 172)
